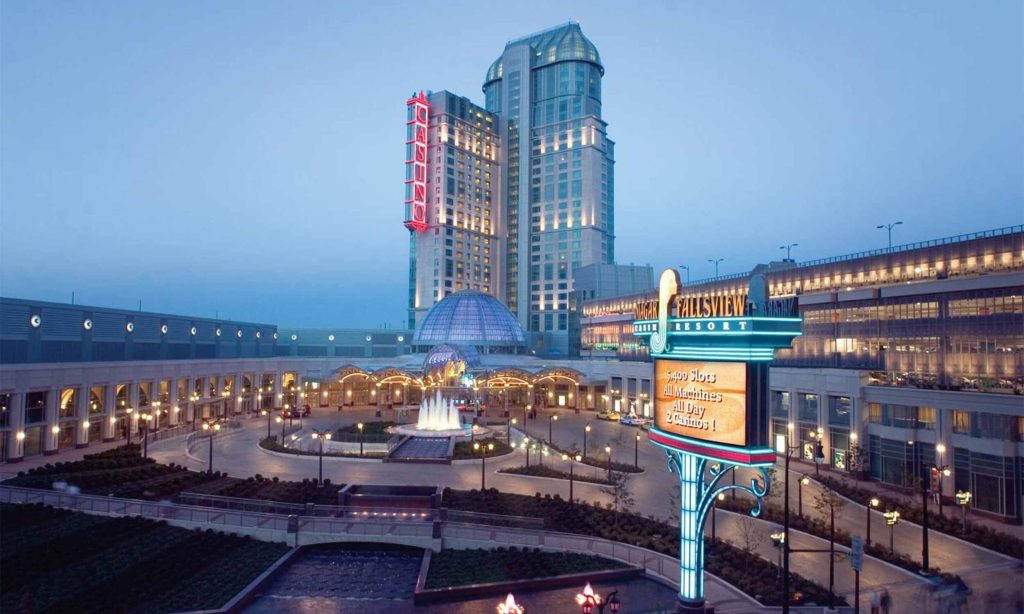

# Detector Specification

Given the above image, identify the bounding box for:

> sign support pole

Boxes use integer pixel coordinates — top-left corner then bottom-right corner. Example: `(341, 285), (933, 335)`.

(667, 451), (770, 612)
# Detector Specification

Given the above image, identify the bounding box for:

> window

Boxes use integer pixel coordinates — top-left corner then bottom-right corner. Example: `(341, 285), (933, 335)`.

(828, 396), (851, 426)
(771, 391), (790, 418)
(952, 410), (971, 434)
(797, 393), (818, 422)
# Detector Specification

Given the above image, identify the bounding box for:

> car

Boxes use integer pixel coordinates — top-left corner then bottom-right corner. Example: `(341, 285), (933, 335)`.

(640, 421), (652, 431)
(596, 410), (621, 421)
(619, 414), (650, 427)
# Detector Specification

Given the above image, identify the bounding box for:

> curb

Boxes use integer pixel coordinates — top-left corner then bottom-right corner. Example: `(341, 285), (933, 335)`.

(495, 469), (614, 487)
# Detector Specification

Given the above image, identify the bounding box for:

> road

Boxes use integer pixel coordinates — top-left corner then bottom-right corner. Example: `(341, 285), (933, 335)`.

(148, 404), (1021, 612)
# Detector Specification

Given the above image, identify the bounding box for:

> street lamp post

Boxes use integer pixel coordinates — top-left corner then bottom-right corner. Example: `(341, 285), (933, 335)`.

(883, 510), (900, 554)
(140, 410), (153, 458)
(708, 258), (724, 278)
(678, 264), (690, 284)
(584, 423), (591, 456)
(771, 531), (786, 580)
(877, 221), (903, 250)
(634, 432), (640, 468)
(779, 243), (798, 261)
(508, 417), (516, 440)
(311, 429), (332, 486)
(866, 497), (880, 546)
(562, 453), (582, 503)
(522, 438), (531, 468)
(548, 414), (558, 444)
(201, 420), (221, 473)
(605, 445), (612, 480)
(262, 409), (272, 439)
(712, 492), (725, 546)
(473, 441), (494, 492)
(357, 422), (364, 457)
(276, 415), (285, 441)
(798, 475), (809, 517)
(955, 491), (972, 532)
(125, 407), (134, 447)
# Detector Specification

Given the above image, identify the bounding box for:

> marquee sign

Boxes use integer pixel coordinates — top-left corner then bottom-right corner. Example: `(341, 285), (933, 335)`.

(655, 360), (747, 447)
(635, 268), (802, 614)
(404, 91), (429, 233)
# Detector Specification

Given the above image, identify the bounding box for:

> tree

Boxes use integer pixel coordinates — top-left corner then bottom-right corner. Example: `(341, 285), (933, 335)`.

(600, 471), (635, 520)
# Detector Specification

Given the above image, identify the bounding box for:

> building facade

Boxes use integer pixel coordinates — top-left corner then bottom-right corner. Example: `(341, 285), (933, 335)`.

(579, 226), (1024, 522)
(406, 91), (505, 328)
(483, 23), (615, 354)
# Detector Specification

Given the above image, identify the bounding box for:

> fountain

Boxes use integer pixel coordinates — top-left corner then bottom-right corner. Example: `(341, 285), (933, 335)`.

(416, 390), (462, 430)
(388, 390), (492, 439)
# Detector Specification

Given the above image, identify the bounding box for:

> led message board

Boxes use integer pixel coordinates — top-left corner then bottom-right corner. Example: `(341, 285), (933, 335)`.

(655, 359), (748, 447)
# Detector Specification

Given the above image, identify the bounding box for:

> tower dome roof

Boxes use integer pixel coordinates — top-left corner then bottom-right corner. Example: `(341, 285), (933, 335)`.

(484, 22), (603, 88)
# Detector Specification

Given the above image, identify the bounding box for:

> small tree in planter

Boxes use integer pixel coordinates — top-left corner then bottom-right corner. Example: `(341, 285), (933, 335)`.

(600, 471), (635, 523)
(847, 442), (868, 480)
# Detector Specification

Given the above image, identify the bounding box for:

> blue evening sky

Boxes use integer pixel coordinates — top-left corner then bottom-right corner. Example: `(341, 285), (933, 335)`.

(2, 1), (1021, 327)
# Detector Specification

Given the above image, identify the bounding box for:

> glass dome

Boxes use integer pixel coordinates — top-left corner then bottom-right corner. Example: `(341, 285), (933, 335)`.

(414, 291), (526, 350)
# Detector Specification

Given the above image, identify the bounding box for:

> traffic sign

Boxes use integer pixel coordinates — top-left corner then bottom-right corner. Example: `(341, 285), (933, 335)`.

(850, 535), (864, 571)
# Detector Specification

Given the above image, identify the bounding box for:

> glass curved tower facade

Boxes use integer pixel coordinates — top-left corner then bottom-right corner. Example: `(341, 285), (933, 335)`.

(483, 22), (615, 354)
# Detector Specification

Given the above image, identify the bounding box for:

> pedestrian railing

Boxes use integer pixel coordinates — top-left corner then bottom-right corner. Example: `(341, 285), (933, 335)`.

(443, 508), (545, 530)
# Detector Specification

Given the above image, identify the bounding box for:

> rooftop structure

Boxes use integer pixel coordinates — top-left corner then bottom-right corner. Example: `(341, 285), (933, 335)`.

(413, 290), (526, 352)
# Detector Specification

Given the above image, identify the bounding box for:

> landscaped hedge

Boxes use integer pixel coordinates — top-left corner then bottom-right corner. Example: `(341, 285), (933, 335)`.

(206, 473), (341, 505)
(817, 476), (1024, 560)
(498, 464), (613, 485)
(452, 437), (513, 459)
(425, 546), (628, 589)
(0, 503), (288, 614)
(6, 444), (219, 499)
(442, 489), (843, 606)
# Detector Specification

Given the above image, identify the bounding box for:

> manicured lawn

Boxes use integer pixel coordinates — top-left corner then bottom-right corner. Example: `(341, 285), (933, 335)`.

(424, 547), (628, 589)
(0, 503), (288, 614)
(452, 437), (513, 459)
(337, 420), (395, 435)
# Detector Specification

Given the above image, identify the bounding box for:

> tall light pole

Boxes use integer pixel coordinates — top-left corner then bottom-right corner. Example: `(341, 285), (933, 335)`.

(201, 419), (221, 474)
(678, 265), (690, 284)
(548, 414), (558, 444)
(877, 221), (903, 250)
(473, 441), (494, 492)
(708, 258), (724, 278)
(311, 429), (332, 486)
(779, 243), (798, 261)
(276, 415), (285, 442)
(357, 422), (364, 457)
(605, 445), (612, 480)
(522, 437), (531, 468)
(262, 409), (272, 440)
(583, 423), (591, 457)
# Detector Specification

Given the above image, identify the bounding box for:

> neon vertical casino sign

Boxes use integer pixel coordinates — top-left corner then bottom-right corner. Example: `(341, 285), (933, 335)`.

(404, 91), (429, 232)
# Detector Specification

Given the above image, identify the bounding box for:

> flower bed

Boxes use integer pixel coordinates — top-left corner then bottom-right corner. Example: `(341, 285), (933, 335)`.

(452, 437), (513, 459)
(498, 464), (614, 485)
(817, 476), (1024, 560)
(442, 489), (843, 606)
(424, 547), (628, 589)
(0, 503), (288, 614)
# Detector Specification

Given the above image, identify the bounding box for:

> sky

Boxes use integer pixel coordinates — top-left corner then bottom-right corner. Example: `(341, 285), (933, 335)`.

(2, 1), (1021, 327)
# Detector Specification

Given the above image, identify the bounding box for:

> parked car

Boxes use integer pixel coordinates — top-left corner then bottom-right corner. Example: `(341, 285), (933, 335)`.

(640, 421), (653, 431)
(619, 414), (650, 427)
(596, 410), (621, 421)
